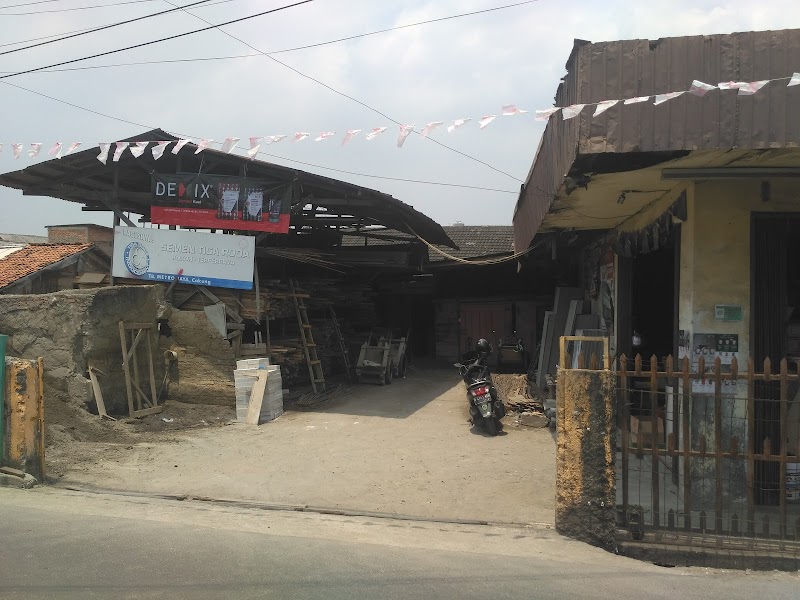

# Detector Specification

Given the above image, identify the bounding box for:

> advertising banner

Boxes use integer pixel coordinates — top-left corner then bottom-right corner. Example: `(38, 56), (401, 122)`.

(149, 173), (293, 233)
(112, 226), (255, 290)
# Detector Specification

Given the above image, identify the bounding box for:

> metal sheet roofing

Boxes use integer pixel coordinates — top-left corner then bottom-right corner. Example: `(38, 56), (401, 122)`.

(0, 129), (455, 248)
(514, 28), (800, 250)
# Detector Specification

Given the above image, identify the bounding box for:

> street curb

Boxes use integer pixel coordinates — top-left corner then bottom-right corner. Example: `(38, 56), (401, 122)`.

(53, 483), (552, 529)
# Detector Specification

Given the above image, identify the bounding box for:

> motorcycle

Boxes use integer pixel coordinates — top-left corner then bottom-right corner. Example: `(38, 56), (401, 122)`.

(454, 339), (506, 436)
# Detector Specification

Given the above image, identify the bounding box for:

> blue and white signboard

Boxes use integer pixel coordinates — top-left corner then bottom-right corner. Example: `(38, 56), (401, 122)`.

(112, 226), (255, 290)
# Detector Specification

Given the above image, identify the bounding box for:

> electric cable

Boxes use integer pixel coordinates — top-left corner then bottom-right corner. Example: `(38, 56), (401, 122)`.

(0, 0), (317, 79)
(1, 0), (538, 69)
(164, 0), (524, 182)
(0, 77), (520, 194)
(0, 0), (216, 57)
(1, 0), (165, 15)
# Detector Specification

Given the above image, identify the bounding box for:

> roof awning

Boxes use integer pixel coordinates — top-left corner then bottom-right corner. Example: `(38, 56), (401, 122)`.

(0, 129), (455, 248)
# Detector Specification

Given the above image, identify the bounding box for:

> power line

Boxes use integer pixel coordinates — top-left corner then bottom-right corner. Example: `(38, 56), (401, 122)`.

(165, 0), (523, 182)
(1, 0), (76, 9)
(0, 0), (162, 16)
(0, 0), (317, 79)
(0, 78), (518, 195)
(0, 0), (217, 57)
(0, 0), (538, 68)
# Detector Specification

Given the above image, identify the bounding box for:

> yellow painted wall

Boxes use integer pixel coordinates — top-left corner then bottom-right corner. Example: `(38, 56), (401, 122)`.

(680, 179), (800, 362)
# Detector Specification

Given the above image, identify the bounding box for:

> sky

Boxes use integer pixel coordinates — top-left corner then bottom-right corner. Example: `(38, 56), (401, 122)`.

(0, 0), (799, 235)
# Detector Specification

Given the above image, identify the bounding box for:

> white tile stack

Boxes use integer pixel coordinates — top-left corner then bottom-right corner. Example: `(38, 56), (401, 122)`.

(234, 358), (284, 423)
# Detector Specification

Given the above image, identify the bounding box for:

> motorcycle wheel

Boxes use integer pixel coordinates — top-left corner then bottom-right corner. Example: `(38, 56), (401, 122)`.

(485, 417), (499, 436)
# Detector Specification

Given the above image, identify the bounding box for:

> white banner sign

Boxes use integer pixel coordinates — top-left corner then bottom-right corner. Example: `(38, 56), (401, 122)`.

(112, 226), (255, 290)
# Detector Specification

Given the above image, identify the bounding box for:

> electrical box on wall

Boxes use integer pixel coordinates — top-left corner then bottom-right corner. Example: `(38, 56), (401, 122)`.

(715, 304), (743, 322)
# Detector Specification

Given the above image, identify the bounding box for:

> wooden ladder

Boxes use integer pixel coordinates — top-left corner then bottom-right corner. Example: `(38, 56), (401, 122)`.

(290, 279), (326, 394)
(329, 305), (352, 383)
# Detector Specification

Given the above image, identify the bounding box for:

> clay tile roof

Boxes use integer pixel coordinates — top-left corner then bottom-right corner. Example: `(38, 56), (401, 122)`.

(0, 243), (92, 289)
(432, 225), (513, 262)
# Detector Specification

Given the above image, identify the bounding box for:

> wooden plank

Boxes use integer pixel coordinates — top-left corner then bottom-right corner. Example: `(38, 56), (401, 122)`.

(147, 333), (158, 409)
(119, 321), (136, 418)
(747, 358), (756, 535)
(132, 405), (163, 418)
(87, 365), (115, 421)
(245, 372), (269, 425)
(124, 322), (154, 330)
(254, 258), (261, 322)
(650, 354), (660, 529)
(126, 328), (145, 363)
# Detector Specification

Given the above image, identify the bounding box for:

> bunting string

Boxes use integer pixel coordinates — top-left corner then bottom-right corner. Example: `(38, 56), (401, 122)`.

(0, 72), (798, 164)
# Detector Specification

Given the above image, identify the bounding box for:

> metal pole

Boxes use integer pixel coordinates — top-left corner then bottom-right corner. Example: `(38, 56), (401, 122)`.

(0, 334), (7, 465)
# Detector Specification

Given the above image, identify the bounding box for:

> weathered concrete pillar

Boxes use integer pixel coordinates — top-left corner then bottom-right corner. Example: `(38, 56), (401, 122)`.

(556, 368), (616, 550)
(3, 356), (45, 482)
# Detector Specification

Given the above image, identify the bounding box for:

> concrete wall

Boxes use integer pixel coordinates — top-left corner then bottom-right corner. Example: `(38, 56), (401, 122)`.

(679, 179), (800, 359)
(0, 286), (164, 414)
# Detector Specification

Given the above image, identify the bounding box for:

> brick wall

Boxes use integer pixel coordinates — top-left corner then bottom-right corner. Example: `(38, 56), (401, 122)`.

(47, 225), (113, 255)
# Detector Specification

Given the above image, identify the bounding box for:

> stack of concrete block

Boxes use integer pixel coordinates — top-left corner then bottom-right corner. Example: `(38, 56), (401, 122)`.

(234, 358), (284, 423)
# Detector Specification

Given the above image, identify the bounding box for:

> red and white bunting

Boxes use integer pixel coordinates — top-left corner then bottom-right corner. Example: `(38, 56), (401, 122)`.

(593, 100), (618, 116)
(689, 80), (716, 96)
(315, 132), (335, 142)
(342, 129), (362, 146)
(738, 80), (769, 95)
(266, 135), (287, 144)
(48, 142), (63, 159)
(502, 104), (527, 116)
(654, 91), (685, 105)
(97, 143), (111, 164)
(535, 108), (559, 121)
(624, 96), (649, 105)
(420, 121), (443, 137)
(221, 137), (240, 154)
(397, 124), (415, 148)
(447, 118), (470, 133)
(365, 127), (388, 141)
(28, 143), (42, 158)
(172, 139), (191, 154)
(113, 141), (129, 162)
(65, 142), (81, 155)
(561, 105), (585, 120)
(789, 73), (800, 87)
(129, 141), (149, 158)
(194, 139), (213, 154)
(151, 141), (169, 160)
(478, 115), (497, 129)
(294, 132), (310, 142)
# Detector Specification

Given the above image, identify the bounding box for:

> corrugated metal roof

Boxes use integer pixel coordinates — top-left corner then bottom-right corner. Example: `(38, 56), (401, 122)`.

(340, 225), (514, 262)
(0, 243), (92, 289)
(0, 129), (455, 248)
(0, 232), (48, 244)
(514, 28), (800, 250)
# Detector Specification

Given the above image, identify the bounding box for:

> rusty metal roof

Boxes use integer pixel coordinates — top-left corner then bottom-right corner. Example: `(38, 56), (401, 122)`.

(514, 28), (800, 251)
(0, 129), (455, 248)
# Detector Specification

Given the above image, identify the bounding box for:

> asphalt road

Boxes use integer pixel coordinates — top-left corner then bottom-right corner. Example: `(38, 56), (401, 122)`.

(0, 488), (797, 600)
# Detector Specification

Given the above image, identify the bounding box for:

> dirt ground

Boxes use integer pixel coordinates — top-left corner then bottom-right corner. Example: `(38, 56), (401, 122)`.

(45, 366), (556, 525)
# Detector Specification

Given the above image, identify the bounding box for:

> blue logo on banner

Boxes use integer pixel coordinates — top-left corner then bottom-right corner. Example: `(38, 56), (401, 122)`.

(124, 241), (150, 276)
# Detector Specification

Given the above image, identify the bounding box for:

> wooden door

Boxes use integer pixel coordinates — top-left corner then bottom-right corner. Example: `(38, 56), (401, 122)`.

(459, 303), (511, 364)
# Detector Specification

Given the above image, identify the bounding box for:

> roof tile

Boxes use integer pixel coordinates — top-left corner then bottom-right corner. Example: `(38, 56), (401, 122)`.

(0, 243), (92, 289)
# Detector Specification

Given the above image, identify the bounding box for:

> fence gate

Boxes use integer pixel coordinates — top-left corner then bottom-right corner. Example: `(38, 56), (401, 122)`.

(614, 353), (800, 562)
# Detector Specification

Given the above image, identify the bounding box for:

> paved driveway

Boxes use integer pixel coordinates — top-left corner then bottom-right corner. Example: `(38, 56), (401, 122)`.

(55, 367), (555, 524)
